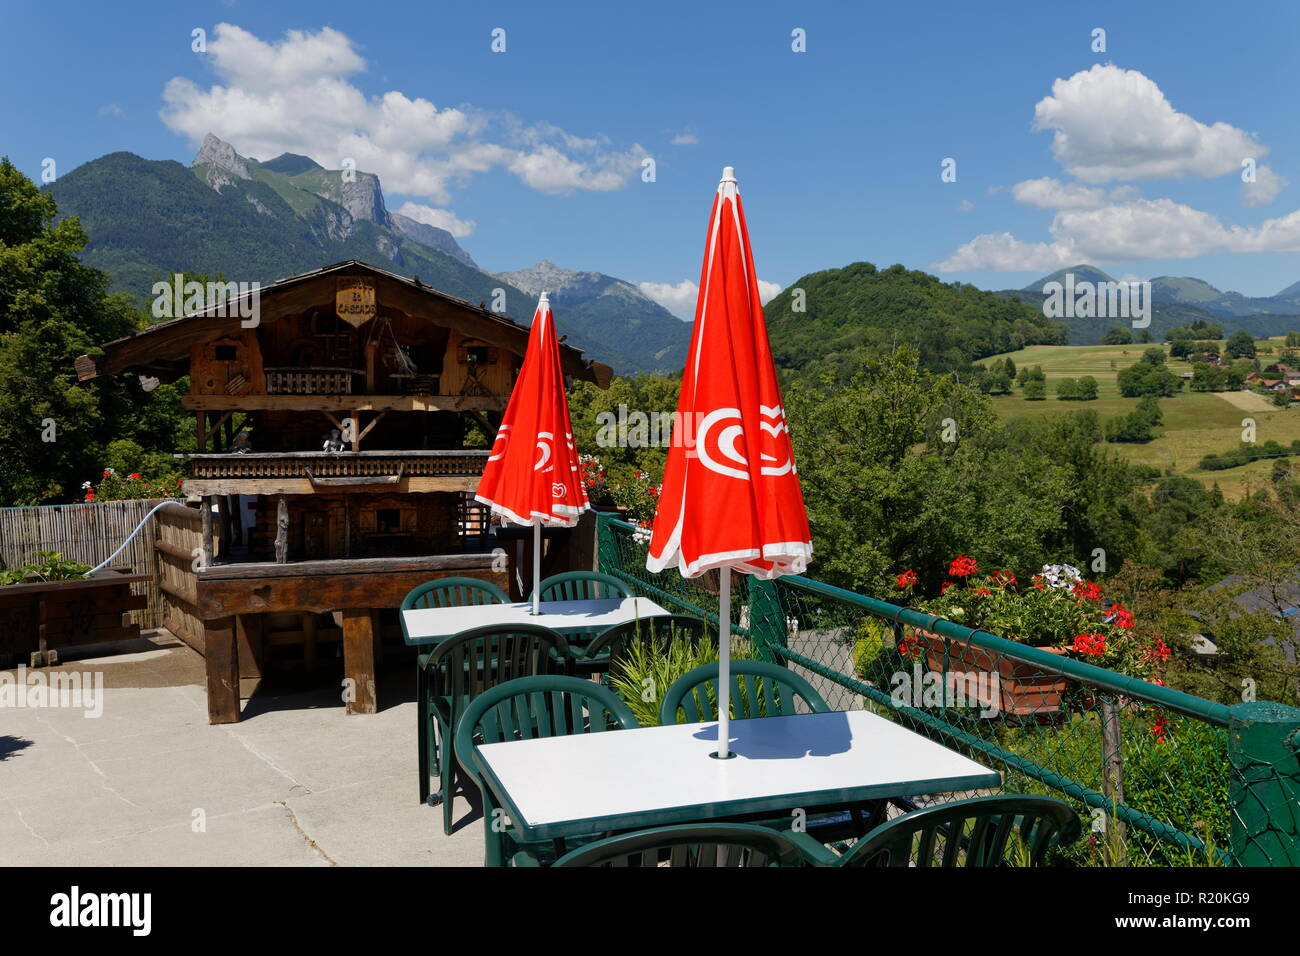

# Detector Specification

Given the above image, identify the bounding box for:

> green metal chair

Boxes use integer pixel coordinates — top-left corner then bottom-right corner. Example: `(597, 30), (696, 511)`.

(529, 570), (632, 603)
(455, 675), (639, 867)
(529, 822), (811, 867)
(425, 625), (568, 835)
(572, 614), (708, 678)
(401, 577), (510, 806)
(659, 659), (830, 724)
(792, 794), (1082, 867)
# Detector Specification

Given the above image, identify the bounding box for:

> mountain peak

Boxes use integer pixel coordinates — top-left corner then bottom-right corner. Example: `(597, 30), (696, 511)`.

(261, 152), (322, 176)
(192, 133), (250, 179)
(1021, 264), (1117, 292)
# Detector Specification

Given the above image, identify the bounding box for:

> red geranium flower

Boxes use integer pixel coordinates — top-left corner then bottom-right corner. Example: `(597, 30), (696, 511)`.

(948, 555), (978, 577)
(990, 570), (1018, 588)
(1071, 580), (1103, 601)
(940, 581), (954, 595)
(84, 492), (96, 502)
(128, 472), (142, 481)
(896, 569), (918, 589)
(1071, 633), (1107, 656)
(1108, 604), (1135, 629)
(976, 587), (991, 596)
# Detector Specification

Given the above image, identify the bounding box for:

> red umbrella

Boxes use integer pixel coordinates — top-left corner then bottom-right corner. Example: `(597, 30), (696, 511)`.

(475, 292), (590, 613)
(646, 167), (812, 758)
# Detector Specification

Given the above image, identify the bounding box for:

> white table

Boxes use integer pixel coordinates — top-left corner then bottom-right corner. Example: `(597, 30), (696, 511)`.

(401, 596), (672, 646)
(475, 709), (1001, 842)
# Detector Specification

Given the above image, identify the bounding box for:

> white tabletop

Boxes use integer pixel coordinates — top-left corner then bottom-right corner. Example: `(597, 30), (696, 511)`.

(476, 709), (1000, 840)
(402, 596), (672, 645)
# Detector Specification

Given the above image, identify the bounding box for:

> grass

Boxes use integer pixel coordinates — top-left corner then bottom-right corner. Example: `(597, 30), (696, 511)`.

(985, 338), (1300, 499)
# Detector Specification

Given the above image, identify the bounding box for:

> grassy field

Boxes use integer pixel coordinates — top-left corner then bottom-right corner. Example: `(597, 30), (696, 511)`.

(985, 337), (1300, 499)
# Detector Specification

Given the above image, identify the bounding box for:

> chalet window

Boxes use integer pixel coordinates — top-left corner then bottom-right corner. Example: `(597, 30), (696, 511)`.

(375, 508), (402, 534)
(466, 345), (492, 365)
(215, 345), (238, 361)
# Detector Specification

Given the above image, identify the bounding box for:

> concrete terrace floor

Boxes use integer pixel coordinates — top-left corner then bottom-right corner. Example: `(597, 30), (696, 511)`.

(0, 632), (484, 866)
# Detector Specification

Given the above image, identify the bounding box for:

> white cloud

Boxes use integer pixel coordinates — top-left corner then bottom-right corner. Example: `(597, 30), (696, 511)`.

(639, 278), (782, 318)
(1033, 64), (1265, 183)
(396, 202), (476, 238)
(936, 198), (1300, 272)
(671, 130), (699, 146)
(957, 199), (975, 213)
(161, 23), (646, 210)
(98, 103), (123, 118)
(1242, 164), (1288, 207)
(939, 65), (1298, 272)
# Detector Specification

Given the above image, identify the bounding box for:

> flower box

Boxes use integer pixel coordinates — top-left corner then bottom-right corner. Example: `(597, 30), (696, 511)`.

(916, 630), (1070, 719)
(0, 569), (147, 667)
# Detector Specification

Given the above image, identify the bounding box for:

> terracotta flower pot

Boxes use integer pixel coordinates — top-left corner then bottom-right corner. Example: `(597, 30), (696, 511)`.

(916, 630), (1069, 719)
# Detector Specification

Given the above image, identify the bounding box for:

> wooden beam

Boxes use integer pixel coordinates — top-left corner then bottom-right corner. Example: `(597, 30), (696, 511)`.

(180, 394), (508, 412)
(195, 563), (509, 617)
(274, 496), (289, 564)
(204, 616), (240, 724)
(341, 608), (378, 715)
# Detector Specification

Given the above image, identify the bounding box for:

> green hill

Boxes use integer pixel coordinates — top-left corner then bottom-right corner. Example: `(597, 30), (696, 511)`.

(765, 261), (1067, 378)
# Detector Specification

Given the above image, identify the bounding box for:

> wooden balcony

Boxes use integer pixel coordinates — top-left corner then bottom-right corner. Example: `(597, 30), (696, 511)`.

(180, 449), (489, 495)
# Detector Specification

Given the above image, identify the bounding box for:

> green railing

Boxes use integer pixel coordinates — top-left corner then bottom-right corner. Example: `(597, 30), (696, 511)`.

(597, 514), (1300, 867)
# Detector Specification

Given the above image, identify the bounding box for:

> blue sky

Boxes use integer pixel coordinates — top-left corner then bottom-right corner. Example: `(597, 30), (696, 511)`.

(5, 0), (1300, 315)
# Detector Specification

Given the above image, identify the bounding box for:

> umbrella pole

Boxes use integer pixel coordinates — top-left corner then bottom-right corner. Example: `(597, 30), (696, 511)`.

(716, 566), (731, 759)
(532, 522), (541, 616)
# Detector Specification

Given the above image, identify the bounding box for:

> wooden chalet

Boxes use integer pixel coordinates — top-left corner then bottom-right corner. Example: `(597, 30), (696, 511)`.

(76, 261), (611, 723)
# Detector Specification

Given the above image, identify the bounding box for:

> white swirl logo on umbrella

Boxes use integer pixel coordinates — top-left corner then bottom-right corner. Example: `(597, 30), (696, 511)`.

(534, 431), (554, 472)
(487, 424), (510, 462)
(696, 406), (793, 480)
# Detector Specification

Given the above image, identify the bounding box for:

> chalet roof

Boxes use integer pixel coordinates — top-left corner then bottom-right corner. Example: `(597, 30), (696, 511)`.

(74, 259), (611, 386)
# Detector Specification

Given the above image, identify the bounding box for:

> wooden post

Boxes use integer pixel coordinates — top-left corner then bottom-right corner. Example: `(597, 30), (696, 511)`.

(215, 494), (229, 559)
(302, 611), (318, 672)
(227, 493), (243, 549)
(1099, 697), (1126, 840)
(275, 496), (289, 563)
(196, 410), (206, 453)
(205, 615), (240, 723)
(341, 608), (378, 715)
(200, 496), (214, 568)
(351, 409), (362, 451)
(235, 613), (263, 680)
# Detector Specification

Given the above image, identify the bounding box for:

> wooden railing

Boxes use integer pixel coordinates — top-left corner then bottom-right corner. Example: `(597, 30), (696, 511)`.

(185, 450), (489, 480)
(155, 503), (203, 647)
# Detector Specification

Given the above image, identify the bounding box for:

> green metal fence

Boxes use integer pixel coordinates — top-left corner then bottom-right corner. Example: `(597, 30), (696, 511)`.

(597, 513), (1300, 867)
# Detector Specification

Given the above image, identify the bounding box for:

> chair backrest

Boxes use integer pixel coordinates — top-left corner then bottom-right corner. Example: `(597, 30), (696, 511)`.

(401, 576), (510, 611)
(584, 614), (708, 661)
(454, 675), (639, 780)
(531, 571), (632, 603)
(551, 823), (808, 867)
(837, 795), (1082, 867)
(425, 625), (568, 712)
(660, 660), (831, 724)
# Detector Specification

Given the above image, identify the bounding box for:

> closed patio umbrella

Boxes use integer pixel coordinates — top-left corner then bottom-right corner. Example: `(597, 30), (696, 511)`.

(646, 167), (812, 758)
(475, 292), (590, 613)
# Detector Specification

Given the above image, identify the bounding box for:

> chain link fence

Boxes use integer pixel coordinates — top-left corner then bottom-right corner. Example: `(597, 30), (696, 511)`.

(597, 514), (1300, 867)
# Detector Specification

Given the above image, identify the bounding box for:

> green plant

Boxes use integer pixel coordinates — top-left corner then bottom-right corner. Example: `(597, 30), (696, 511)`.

(0, 551), (92, 585)
(606, 631), (756, 726)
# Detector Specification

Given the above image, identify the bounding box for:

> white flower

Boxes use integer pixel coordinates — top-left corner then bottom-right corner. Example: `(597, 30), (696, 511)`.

(1039, 563), (1083, 589)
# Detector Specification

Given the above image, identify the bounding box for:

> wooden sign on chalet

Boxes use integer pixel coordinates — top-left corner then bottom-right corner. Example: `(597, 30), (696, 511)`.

(336, 278), (377, 326)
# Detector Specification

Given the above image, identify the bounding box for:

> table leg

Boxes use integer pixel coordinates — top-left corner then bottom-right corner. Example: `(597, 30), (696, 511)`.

(205, 615), (240, 724)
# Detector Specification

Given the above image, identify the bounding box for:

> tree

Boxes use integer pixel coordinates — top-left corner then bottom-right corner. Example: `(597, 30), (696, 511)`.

(1023, 379), (1046, 400)
(1103, 326), (1133, 345)
(0, 158), (145, 504)
(1226, 329), (1257, 359)
(1136, 328), (1152, 343)
(1055, 377), (1079, 400)
(1105, 397), (1162, 443)
(1076, 376), (1099, 400)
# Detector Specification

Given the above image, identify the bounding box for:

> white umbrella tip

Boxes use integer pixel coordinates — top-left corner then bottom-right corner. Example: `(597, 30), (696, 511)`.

(721, 166), (737, 183)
